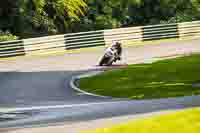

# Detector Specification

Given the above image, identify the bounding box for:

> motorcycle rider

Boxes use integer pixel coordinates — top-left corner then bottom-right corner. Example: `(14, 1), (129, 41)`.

(99, 41), (122, 66)
(111, 41), (122, 62)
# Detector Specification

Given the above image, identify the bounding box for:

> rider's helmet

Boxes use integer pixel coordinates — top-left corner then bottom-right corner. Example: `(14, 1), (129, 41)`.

(112, 41), (121, 49)
(112, 41), (121, 48)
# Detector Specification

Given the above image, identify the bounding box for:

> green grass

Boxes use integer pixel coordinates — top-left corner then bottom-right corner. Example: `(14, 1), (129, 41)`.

(82, 108), (200, 133)
(80, 54), (200, 99)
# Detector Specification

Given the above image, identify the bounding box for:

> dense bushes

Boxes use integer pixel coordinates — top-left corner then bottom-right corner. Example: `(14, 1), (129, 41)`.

(0, 0), (200, 39)
(0, 31), (18, 42)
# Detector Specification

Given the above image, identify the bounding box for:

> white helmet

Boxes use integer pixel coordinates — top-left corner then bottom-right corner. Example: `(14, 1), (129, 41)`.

(112, 41), (121, 48)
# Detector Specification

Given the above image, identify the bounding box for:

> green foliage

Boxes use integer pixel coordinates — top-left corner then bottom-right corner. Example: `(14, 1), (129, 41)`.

(0, 31), (18, 42)
(1, 0), (200, 38)
(80, 0), (200, 30)
(18, 0), (87, 36)
(0, 0), (87, 38)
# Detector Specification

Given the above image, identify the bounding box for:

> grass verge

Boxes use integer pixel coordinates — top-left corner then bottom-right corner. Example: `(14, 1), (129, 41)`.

(82, 108), (200, 133)
(80, 54), (200, 99)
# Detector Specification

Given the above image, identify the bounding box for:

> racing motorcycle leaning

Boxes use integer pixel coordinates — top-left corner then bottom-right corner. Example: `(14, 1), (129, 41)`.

(99, 42), (122, 66)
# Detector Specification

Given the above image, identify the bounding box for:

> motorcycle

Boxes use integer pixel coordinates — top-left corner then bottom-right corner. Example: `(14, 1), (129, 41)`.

(99, 47), (120, 66)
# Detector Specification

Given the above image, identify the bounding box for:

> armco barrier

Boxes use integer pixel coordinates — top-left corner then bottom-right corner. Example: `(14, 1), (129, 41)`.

(0, 40), (25, 58)
(142, 23), (179, 41)
(23, 34), (65, 55)
(0, 20), (200, 58)
(64, 30), (105, 50)
(178, 21), (200, 39)
(104, 27), (143, 46)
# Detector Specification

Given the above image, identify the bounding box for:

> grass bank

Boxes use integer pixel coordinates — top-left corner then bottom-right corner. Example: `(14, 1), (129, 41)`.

(83, 108), (200, 133)
(80, 54), (200, 99)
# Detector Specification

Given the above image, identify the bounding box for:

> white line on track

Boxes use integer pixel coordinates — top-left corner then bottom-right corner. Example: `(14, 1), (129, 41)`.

(70, 71), (109, 98)
(0, 101), (126, 113)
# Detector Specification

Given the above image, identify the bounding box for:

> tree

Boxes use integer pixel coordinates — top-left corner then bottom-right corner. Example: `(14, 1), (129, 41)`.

(0, 0), (87, 38)
(1, 0), (200, 39)
(20, 0), (87, 36)
(0, 0), (19, 32)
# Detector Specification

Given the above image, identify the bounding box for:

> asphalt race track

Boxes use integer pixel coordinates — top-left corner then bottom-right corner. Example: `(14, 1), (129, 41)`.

(0, 39), (200, 129)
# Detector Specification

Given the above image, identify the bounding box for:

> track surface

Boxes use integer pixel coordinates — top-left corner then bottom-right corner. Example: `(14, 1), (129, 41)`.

(0, 39), (200, 129)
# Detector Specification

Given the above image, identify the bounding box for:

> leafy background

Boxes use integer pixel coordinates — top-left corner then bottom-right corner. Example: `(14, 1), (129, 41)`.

(0, 0), (200, 40)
